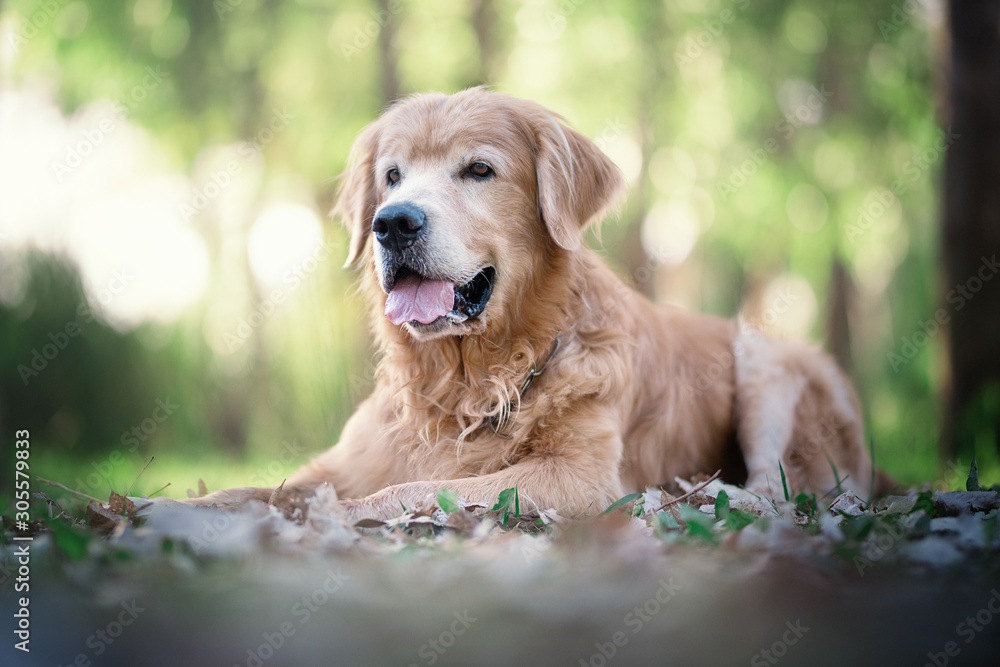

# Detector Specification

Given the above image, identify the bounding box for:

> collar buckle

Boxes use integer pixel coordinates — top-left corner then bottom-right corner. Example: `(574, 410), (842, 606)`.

(487, 337), (562, 437)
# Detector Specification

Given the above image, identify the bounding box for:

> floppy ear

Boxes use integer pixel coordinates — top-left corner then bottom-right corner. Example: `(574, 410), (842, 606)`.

(535, 117), (625, 251)
(333, 122), (381, 267)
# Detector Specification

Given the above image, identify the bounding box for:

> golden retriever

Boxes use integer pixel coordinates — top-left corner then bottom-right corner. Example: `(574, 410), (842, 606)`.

(182, 88), (889, 522)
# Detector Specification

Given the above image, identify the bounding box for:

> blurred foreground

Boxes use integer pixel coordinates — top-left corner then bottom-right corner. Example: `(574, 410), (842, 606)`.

(3, 0), (993, 498)
(3, 477), (1000, 666)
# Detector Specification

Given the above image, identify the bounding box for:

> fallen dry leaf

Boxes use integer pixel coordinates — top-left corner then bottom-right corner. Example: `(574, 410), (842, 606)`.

(108, 491), (138, 517)
(445, 508), (481, 535)
(86, 501), (121, 535)
(828, 492), (866, 517)
(86, 492), (140, 535)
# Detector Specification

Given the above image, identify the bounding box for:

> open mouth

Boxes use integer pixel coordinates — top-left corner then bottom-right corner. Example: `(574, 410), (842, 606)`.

(384, 266), (495, 327)
(452, 266), (495, 320)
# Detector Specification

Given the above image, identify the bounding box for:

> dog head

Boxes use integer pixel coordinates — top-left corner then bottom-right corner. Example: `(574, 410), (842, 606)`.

(335, 88), (624, 341)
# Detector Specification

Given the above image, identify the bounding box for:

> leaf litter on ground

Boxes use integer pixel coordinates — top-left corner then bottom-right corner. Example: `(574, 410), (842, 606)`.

(3, 462), (1000, 665)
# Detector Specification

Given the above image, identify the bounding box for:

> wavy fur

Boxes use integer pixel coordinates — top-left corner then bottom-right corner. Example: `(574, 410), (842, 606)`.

(179, 89), (892, 523)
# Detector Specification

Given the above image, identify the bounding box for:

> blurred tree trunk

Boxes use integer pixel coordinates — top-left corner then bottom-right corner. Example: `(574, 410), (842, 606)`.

(377, 0), (400, 102)
(471, 0), (499, 85)
(826, 260), (853, 372)
(819, 4), (855, 374)
(942, 0), (1000, 459)
(625, 1), (668, 301)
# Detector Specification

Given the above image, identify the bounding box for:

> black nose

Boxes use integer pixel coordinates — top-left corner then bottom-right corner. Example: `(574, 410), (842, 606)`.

(372, 203), (426, 252)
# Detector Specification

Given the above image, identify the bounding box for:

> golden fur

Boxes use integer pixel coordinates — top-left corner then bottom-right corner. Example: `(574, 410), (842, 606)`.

(182, 89), (889, 522)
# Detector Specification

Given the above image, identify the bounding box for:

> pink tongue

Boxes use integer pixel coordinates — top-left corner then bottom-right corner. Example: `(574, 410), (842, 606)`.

(385, 274), (455, 325)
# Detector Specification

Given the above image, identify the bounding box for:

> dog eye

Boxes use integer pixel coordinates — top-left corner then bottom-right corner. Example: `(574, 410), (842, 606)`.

(467, 162), (494, 179)
(386, 168), (401, 185)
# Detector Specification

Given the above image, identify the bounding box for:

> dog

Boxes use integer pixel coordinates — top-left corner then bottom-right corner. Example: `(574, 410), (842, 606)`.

(180, 88), (889, 522)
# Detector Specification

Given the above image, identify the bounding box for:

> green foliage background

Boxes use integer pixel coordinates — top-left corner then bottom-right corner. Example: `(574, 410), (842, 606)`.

(1, 0), (991, 498)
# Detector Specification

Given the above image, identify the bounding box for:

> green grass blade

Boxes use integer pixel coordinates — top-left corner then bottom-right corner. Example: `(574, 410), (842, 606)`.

(779, 460), (790, 502)
(601, 493), (642, 516)
(825, 452), (843, 497)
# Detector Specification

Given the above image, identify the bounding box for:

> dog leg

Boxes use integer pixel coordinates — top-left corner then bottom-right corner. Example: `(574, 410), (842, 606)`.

(152, 484), (318, 519)
(339, 456), (620, 523)
(734, 330), (871, 499)
(341, 401), (627, 522)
